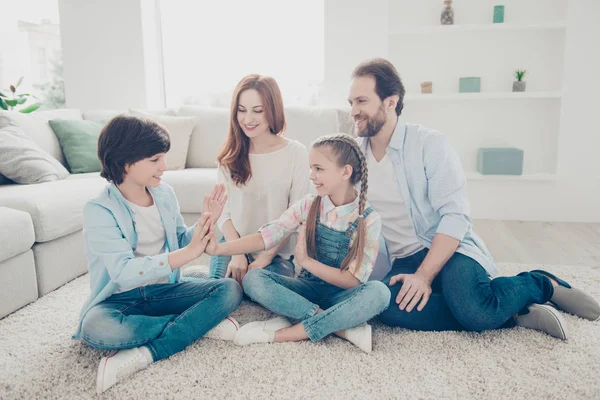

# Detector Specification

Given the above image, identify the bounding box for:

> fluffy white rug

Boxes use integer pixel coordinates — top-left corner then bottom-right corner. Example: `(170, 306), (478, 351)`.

(1, 264), (599, 399)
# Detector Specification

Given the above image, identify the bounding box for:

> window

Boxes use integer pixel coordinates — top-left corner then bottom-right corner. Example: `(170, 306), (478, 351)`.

(159, 0), (324, 108)
(0, 2), (64, 109)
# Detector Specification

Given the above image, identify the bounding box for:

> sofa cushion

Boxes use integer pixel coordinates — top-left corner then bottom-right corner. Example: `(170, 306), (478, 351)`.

(0, 109), (82, 166)
(81, 109), (177, 122)
(177, 106), (228, 168)
(0, 177), (107, 243)
(129, 111), (195, 170)
(161, 168), (218, 213)
(0, 123), (70, 184)
(49, 119), (105, 173)
(284, 106), (340, 148)
(0, 207), (35, 263)
(178, 106), (341, 169)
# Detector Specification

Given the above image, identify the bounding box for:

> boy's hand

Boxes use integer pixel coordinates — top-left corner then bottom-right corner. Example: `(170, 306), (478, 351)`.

(203, 184), (228, 223)
(189, 213), (212, 257)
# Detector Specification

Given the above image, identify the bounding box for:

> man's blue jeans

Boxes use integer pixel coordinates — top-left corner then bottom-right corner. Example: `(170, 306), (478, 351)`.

(80, 279), (242, 361)
(378, 249), (554, 332)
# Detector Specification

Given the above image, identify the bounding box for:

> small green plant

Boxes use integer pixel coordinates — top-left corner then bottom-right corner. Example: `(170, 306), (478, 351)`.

(514, 69), (527, 82)
(0, 77), (41, 113)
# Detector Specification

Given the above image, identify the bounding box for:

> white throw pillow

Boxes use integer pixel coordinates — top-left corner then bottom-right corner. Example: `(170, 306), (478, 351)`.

(0, 109), (83, 167)
(0, 123), (69, 184)
(177, 106), (229, 169)
(129, 111), (195, 170)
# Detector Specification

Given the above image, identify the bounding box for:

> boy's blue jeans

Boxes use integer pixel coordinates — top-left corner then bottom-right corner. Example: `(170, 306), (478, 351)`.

(242, 268), (390, 342)
(378, 249), (554, 331)
(80, 279), (242, 361)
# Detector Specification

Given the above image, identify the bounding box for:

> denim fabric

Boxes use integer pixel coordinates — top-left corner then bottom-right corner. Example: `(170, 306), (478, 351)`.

(209, 237), (295, 279)
(243, 206), (391, 342)
(357, 122), (498, 277)
(378, 249), (554, 332)
(80, 279), (242, 361)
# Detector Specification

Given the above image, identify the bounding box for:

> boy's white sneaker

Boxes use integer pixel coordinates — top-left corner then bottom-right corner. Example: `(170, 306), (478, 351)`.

(204, 317), (240, 341)
(345, 323), (372, 353)
(234, 316), (292, 346)
(96, 347), (151, 394)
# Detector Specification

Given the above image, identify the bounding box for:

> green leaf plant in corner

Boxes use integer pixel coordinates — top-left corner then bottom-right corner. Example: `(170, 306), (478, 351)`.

(0, 76), (41, 113)
(514, 69), (527, 82)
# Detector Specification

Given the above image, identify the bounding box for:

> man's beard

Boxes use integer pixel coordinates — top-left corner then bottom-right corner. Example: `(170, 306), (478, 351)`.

(356, 105), (386, 138)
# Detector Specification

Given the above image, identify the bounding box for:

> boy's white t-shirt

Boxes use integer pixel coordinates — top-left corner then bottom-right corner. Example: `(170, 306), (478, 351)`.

(114, 200), (170, 293)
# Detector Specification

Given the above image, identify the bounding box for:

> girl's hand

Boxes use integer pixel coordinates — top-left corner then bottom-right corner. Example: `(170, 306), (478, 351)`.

(202, 184), (228, 223)
(189, 213), (212, 257)
(248, 251), (276, 271)
(203, 227), (220, 256)
(294, 224), (309, 267)
(226, 255), (249, 285)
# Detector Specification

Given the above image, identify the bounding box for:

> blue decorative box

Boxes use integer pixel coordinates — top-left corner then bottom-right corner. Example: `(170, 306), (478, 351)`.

(477, 148), (524, 175)
(459, 77), (481, 93)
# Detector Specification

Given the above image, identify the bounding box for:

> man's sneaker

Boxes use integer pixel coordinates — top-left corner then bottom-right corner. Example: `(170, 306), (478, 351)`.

(515, 304), (568, 340)
(96, 347), (151, 394)
(234, 316), (292, 346)
(532, 269), (600, 321)
(204, 317), (240, 341)
(345, 323), (372, 353)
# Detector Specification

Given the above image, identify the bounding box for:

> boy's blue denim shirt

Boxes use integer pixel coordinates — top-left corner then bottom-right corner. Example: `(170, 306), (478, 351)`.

(72, 182), (195, 339)
(357, 120), (498, 278)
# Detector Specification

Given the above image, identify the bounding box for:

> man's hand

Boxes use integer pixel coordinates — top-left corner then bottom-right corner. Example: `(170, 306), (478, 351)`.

(202, 184), (228, 223)
(226, 255), (249, 285)
(248, 251), (276, 271)
(389, 273), (432, 312)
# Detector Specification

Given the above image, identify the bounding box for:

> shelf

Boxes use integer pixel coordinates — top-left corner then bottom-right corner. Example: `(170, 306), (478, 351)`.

(466, 172), (557, 181)
(390, 22), (566, 35)
(405, 91), (562, 101)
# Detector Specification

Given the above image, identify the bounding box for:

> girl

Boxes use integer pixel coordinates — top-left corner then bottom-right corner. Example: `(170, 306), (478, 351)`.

(210, 74), (311, 284)
(73, 115), (242, 394)
(206, 134), (391, 353)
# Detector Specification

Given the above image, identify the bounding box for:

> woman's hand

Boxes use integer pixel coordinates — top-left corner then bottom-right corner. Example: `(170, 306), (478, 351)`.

(202, 184), (228, 223)
(226, 255), (249, 285)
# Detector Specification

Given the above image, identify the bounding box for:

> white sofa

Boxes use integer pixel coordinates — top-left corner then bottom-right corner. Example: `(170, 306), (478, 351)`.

(0, 106), (354, 318)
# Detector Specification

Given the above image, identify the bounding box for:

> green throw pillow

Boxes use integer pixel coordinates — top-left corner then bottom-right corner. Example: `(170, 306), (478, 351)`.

(49, 119), (105, 174)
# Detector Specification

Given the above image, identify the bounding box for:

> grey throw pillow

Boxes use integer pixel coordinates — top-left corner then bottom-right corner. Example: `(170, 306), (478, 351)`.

(0, 123), (69, 184)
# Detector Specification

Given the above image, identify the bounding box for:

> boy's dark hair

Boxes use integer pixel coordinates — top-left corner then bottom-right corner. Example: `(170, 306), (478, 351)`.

(352, 58), (405, 116)
(98, 114), (171, 185)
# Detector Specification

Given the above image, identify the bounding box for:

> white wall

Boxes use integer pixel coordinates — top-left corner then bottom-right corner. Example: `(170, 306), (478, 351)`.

(323, 0), (600, 222)
(58, 0), (161, 110)
(323, 0), (388, 106)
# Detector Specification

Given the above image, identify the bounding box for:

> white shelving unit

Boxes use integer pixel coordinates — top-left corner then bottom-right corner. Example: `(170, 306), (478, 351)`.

(388, 0), (567, 179)
(404, 91), (563, 100)
(465, 172), (557, 181)
(389, 21), (566, 35)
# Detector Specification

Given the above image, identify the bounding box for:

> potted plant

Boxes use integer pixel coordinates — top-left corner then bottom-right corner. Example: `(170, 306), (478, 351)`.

(0, 77), (41, 113)
(513, 69), (527, 92)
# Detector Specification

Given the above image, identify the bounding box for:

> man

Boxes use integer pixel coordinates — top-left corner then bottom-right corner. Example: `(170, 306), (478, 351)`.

(348, 58), (599, 338)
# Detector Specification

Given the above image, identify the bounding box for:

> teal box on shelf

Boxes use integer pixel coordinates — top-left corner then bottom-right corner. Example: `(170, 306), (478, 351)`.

(477, 148), (524, 175)
(459, 77), (481, 93)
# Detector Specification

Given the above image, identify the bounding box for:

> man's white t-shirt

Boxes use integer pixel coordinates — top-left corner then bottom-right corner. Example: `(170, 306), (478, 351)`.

(366, 144), (423, 262)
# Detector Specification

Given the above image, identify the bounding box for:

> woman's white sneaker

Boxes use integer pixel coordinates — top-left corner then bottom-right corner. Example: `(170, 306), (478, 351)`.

(204, 317), (240, 341)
